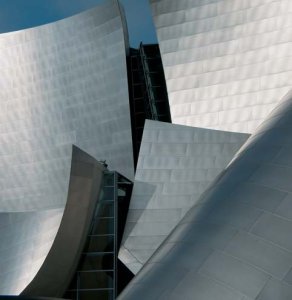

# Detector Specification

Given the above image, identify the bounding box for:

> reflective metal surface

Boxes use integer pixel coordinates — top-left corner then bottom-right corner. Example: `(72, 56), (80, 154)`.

(0, 0), (133, 212)
(150, 0), (292, 133)
(0, 0), (133, 295)
(22, 146), (105, 297)
(0, 209), (63, 295)
(119, 120), (249, 273)
(118, 91), (292, 299)
(0, 145), (105, 296)
(64, 171), (133, 300)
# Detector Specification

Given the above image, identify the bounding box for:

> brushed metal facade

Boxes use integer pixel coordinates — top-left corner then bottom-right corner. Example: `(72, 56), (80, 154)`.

(0, 146), (105, 296)
(118, 91), (292, 299)
(0, 209), (63, 295)
(0, 0), (133, 212)
(150, 0), (292, 133)
(119, 120), (249, 274)
(0, 0), (133, 295)
(22, 146), (105, 297)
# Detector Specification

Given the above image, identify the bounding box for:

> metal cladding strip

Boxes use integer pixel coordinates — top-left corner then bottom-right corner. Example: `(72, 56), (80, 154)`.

(119, 120), (249, 274)
(118, 90), (292, 299)
(0, 0), (134, 212)
(150, 0), (292, 133)
(21, 146), (105, 297)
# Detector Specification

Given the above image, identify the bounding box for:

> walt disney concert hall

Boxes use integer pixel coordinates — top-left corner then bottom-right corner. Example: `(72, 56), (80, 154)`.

(1, 0), (292, 299)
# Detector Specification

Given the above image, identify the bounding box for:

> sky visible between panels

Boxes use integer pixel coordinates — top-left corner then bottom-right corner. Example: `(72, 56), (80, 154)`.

(0, 0), (157, 47)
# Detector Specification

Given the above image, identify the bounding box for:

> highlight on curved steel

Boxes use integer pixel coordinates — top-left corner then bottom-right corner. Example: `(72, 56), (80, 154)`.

(0, 145), (104, 296)
(119, 120), (249, 274)
(0, 0), (133, 295)
(150, 0), (292, 133)
(118, 90), (292, 299)
(22, 146), (105, 298)
(0, 0), (133, 213)
(0, 209), (63, 295)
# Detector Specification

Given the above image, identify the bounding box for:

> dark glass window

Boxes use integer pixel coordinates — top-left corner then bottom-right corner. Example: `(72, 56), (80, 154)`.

(79, 271), (114, 289)
(79, 290), (114, 300)
(79, 253), (114, 271)
(86, 235), (114, 253)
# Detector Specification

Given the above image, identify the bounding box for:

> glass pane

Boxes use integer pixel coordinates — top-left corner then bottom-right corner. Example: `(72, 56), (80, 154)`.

(118, 188), (126, 197)
(79, 254), (114, 271)
(103, 173), (114, 186)
(92, 218), (114, 235)
(100, 187), (114, 201)
(78, 290), (114, 300)
(95, 202), (114, 217)
(64, 290), (78, 300)
(86, 235), (114, 253)
(79, 271), (114, 289)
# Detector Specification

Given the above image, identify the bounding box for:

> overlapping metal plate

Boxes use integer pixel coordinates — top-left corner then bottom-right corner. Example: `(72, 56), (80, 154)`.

(0, 0), (133, 295)
(118, 92), (292, 299)
(150, 0), (292, 133)
(0, 0), (133, 212)
(119, 120), (249, 274)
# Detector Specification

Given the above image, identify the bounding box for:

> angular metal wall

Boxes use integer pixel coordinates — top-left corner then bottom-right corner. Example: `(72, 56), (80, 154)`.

(119, 120), (249, 274)
(150, 0), (292, 133)
(0, 0), (134, 212)
(118, 91), (292, 299)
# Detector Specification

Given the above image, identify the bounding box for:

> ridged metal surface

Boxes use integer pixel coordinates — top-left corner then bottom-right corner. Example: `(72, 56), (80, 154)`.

(0, 0), (133, 212)
(150, 0), (292, 133)
(119, 120), (249, 274)
(118, 90), (292, 299)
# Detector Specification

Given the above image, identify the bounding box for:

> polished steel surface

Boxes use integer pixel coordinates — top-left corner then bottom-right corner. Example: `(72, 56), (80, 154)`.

(0, 0), (133, 212)
(150, 0), (292, 133)
(22, 146), (105, 297)
(118, 91), (292, 299)
(119, 120), (249, 274)
(0, 209), (63, 295)
(0, 146), (104, 296)
(0, 0), (133, 295)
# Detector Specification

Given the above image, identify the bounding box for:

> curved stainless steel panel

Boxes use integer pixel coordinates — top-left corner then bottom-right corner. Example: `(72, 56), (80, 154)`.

(0, 0), (133, 212)
(0, 145), (104, 296)
(21, 146), (105, 297)
(119, 120), (249, 274)
(118, 90), (292, 299)
(0, 210), (63, 295)
(0, 0), (133, 295)
(150, 0), (292, 133)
